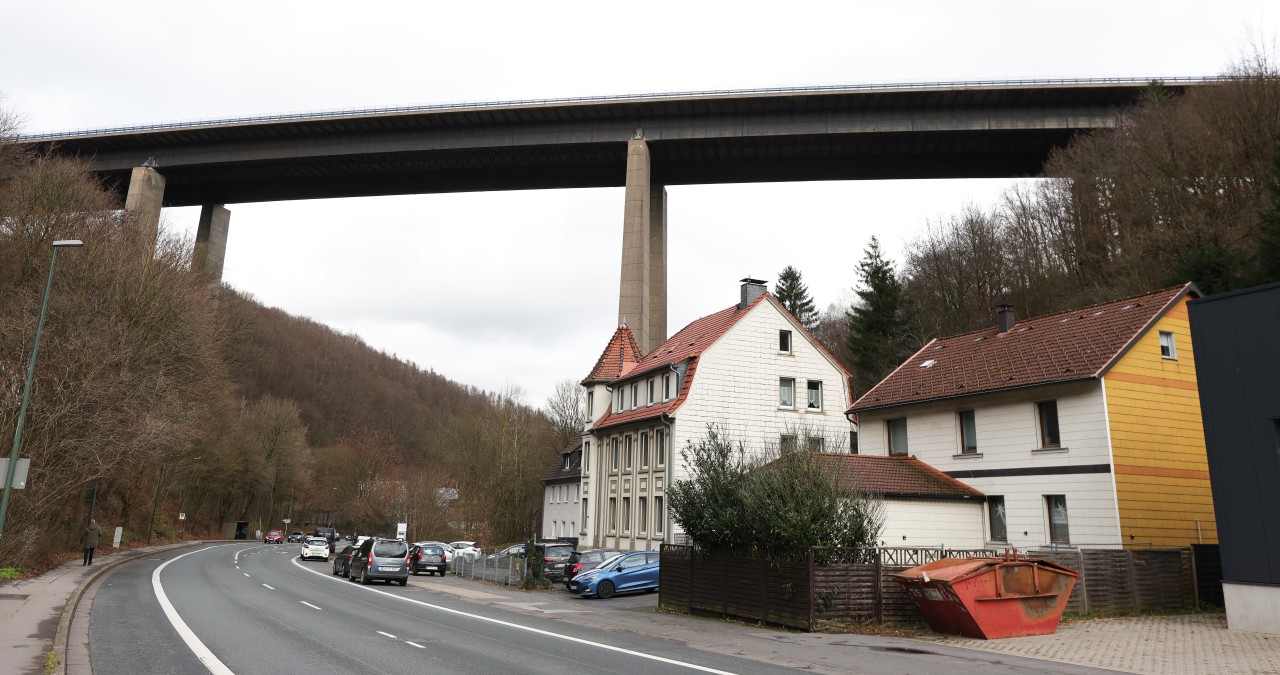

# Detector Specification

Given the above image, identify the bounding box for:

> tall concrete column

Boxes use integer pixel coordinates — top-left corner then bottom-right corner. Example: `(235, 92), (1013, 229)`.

(194, 204), (230, 281)
(648, 185), (667, 352)
(124, 166), (165, 244)
(618, 138), (651, 352)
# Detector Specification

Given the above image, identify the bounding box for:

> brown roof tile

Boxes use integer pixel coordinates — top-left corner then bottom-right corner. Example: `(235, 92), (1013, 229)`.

(810, 453), (985, 499)
(850, 284), (1197, 412)
(582, 325), (642, 384)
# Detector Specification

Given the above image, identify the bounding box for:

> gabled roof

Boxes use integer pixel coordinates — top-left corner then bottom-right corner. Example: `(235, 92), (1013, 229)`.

(591, 293), (770, 431)
(851, 283), (1198, 412)
(539, 439), (582, 485)
(582, 325), (643, 384)
(809, 453), (984, 499)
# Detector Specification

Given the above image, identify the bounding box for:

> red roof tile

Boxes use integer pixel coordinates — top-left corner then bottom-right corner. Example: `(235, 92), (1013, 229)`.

(850, 284), (1197, 412)
(582, 325), (642, 384)
(807, 453), (984, 499)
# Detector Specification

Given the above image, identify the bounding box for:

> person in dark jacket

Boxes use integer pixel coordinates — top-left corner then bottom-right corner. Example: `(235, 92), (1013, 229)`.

(81, 519), (102, 565)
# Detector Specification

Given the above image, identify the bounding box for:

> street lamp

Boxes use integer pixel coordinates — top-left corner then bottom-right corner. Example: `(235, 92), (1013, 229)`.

(0, 240), (83, 538)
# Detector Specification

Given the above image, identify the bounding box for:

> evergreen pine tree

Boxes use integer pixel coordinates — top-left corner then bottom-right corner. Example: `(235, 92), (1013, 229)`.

(846, 237), (914, 397)
(773, 265), (819, 330)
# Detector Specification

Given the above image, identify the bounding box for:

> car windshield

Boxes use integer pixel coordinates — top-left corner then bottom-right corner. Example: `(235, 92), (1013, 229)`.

(545, 545), (573, 557)
(373, 541), (408, 557)
(306, 538), (326, 545)
(595, 553), (625, 570)
(423, 546), (443, 554)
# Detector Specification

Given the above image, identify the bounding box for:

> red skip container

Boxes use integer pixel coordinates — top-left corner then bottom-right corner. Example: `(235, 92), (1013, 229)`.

(893, 550), (1080, 639)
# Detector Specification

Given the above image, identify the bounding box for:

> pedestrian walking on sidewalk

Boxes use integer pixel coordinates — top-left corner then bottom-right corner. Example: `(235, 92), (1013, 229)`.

(80, 519), (102, 566)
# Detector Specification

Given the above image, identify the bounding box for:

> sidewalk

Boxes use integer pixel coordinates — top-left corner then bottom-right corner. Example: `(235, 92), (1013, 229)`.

(0, 541), (199, 675)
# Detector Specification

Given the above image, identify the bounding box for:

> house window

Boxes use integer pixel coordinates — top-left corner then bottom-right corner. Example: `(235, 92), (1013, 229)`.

(959, 411), (978, 454)
(587, 391), (594, 418)
(779, 330), (792, 353)
(807, 381), (822, 410)
(1037, 401), (1061, 448)
(618, 388), (624, 410)
(1046, 495), (1070, 544)
(581, 498), (589, 530)
(655, 429), (666, 467)
(625, 435), (633, 470)
(611, 438), (619, 472)
(622, 497), (631, 533)
(638, 496), (647, 533)
(780, 434), (798, 452)
(647, 379), (654, 405)
(988, 496), (1007, 541)
(609, 497), (617, 533)
(564, 454), (571, 470)
(1159, 331), (1177, 359)
(640, 432), (650, 468)
(631, 383), (639, 409)
(654, 496), (664, 534)
(779, 378), (796, 407)
(888, 418), (908, 455)
(806, 436), (824, 452)
(573, 489), (579, 504)
(662, 373), (672, 400)
(583, 441), (590, 473)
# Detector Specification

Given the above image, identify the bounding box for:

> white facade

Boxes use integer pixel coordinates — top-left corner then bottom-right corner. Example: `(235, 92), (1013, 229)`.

(541, 480), (579, 539)
(880, 498), (986, 549)
(580, 297), (854, 551)
(857, 379), (1123, 549)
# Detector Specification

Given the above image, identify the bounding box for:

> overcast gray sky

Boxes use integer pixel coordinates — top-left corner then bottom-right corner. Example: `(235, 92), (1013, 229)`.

(1, 1), (1272, 405)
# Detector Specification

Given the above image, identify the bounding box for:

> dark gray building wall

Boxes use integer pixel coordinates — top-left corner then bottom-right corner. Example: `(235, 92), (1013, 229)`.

(1189, 282), (1280, 585)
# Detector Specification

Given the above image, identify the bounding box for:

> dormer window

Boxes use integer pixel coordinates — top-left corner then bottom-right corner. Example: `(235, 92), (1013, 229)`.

(662, 373), (672, 400)
(564, 454), (571, 470)
(630, 383), (639, 409)
(779, 330), (793, 353)
(647, 379), (654, 405)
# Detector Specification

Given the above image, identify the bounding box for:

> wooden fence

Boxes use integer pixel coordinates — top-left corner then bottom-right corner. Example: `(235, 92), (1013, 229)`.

(660, 544), (1211, 631)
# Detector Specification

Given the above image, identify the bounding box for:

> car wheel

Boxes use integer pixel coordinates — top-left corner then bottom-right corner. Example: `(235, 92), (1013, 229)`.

(359, 569), (369, 585)
(399, 578), (408, 587)
(645, 587), (656, 593)
(331, 563), (338, 576)
(597, 580), (615, 599)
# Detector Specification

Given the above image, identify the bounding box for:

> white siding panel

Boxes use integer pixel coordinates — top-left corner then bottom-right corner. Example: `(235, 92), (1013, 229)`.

(879, 499), (986, 549)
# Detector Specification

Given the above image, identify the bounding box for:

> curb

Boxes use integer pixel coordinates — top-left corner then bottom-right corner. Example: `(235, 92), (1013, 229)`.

(51, 542), (206, 675)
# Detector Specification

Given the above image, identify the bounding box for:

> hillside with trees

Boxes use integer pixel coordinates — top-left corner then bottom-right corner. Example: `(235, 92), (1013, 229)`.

(0, 108), (562, 568)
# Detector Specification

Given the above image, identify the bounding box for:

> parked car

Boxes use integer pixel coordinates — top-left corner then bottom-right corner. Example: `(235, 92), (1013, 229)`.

(538, 542), (577, 580)
(264, 529), (284, 544)
(485, 543), (525, 563)
(570, 551), (660, 598)
(449, 541), (481, 560)
(300, 537), (330, 561)
(348, 537), (410, 586)
(413, 541), (457, 566)
(286, 531), (306, 543)
(409, 543), (447, 576)
(563, 548), (623, 589)
(332, 544), (358, 577)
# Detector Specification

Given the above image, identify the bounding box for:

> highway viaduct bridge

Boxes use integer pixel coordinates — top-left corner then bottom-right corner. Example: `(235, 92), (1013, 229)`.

(24, 78), (1216, 352)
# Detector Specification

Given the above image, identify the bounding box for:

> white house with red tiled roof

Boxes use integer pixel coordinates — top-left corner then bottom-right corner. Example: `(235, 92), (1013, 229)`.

(578, 279), (855, 551)
(849, 284), (1217, 551)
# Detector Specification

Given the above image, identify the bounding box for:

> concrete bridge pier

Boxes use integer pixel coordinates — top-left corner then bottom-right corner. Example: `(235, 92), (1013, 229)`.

(194, 204), (230, 281)
(124, 166), (165, 244)
(618, 135), (667, 354)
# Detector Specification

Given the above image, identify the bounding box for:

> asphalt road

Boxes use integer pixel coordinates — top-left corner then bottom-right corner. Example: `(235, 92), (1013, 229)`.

(88, 542), (1114, 675)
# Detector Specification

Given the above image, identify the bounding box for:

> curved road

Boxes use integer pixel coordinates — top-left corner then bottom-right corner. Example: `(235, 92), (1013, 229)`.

(87, 543), (1110, 674)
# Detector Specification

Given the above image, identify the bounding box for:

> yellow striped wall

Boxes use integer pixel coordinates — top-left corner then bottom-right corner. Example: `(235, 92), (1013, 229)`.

(1104, 296), (1217, 547)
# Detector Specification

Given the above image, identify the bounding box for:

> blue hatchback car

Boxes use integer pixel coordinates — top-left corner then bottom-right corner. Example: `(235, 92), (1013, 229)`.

(571, 550), (660, 598)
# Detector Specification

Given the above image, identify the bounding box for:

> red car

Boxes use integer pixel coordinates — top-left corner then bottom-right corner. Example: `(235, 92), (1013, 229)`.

(264, 529), (284, 544)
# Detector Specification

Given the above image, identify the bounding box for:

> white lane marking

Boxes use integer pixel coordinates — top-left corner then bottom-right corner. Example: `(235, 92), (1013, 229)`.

(153, 548), (235, 675)
(289, 558), (735, 674)
(300, 601), (322, 611)
(242, 573), (250, 577)
(377, 630), (398, 639)
(262, 584), (274, 590)
(405, 641), (425, 649)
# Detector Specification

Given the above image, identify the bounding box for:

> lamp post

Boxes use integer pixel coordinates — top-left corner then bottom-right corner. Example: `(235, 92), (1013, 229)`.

(0, 240), (83, 538)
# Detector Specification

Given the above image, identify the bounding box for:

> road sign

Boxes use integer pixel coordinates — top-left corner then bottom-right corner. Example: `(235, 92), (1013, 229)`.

(0, 458), (30, 490)
(396, 522), (407, 540)
(283, 518), (291, 525)
(178, 513), (186, 521)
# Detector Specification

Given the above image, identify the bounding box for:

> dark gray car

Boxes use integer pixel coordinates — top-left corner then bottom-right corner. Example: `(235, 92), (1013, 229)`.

(348, 537), (410, 586)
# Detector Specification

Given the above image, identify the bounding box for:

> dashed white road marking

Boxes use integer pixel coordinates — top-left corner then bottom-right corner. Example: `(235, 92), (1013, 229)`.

(300, 601), (322, 611)
(405, 641), (425, 649)
(289, 556), (737, 674)
(377, 631), (398, 639)
(242, 573), (250, 577)
(262, 584), (274, 590)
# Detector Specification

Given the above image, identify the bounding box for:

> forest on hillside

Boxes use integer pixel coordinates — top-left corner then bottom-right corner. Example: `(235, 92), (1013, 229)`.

(0, 109), (566, 567)
(794, 54), (1280, 396)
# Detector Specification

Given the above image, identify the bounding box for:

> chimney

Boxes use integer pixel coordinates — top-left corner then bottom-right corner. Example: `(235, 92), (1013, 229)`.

(996, 304), (1016, 333)
(739, 277), (767, 309)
